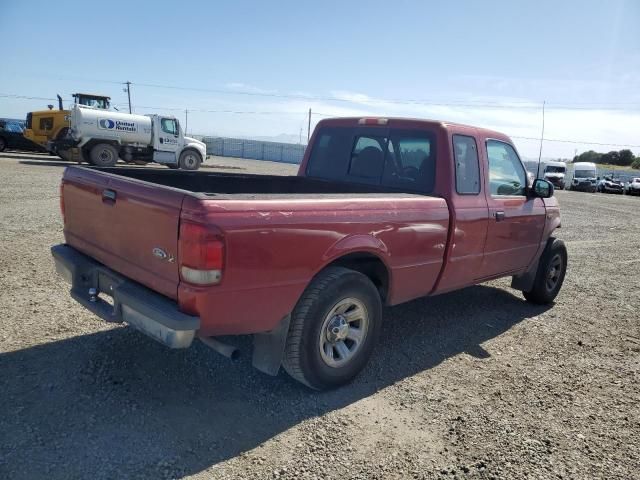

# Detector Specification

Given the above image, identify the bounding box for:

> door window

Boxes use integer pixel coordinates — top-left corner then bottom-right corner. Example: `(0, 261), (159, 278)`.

(161, 118), (178, 135)
(453, 135), (480, 194)
(486, 140), (526, 196)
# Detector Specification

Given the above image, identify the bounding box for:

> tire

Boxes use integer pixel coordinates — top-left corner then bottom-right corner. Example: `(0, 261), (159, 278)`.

(523, 238), (568, 305)
(57, 148), (72, 161)
(89, 143), (118, 167)
(178, 149), (201, 170)
(282, 266), (382, 390)
(0, 137), (6, 152)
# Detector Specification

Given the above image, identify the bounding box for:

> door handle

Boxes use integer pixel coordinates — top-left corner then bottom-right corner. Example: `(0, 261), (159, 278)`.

(102, 189), (116, 204)
(494, 211), (505, 221)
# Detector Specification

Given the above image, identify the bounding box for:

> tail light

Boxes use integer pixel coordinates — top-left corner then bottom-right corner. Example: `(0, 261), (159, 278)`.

(358, 118), (388, 125)
(59, 182), (65, 224)
(178, 220), (224, 285)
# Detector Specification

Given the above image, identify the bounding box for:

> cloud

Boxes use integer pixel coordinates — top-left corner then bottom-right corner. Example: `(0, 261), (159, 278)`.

(133, 82), (640, 159)
(223, 82), (277, 95)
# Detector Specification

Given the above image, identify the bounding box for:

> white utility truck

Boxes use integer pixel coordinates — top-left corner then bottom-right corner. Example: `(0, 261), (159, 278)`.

(59, 104), (206, 169)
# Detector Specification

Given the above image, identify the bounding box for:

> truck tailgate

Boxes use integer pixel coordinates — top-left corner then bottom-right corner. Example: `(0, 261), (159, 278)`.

(62, 167), (185, 300)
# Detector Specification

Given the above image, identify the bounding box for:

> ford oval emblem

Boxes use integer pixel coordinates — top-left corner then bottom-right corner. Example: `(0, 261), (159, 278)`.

(152, 247), (168, 259)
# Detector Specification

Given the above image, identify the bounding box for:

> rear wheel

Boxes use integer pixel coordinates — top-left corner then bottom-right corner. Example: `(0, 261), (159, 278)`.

(283, 266), (382, 390)
(89, 143), (118, 167)
(178, 150), (201, 170)
(523, 238), (567, 305)
(0, 137), (6, 152)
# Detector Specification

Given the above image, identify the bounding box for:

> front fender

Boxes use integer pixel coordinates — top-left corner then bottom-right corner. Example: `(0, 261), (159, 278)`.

(183, 142), (206, 159)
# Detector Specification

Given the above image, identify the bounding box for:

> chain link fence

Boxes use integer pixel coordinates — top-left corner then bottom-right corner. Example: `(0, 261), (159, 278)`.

(201, 136), (306, 164)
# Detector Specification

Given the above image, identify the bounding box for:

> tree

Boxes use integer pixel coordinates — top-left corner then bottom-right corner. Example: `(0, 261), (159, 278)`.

(618, 149), (635, 167)
(575, 150), (603, 164)
(632, 158), (640, 170)
(601, 151), (620, 165)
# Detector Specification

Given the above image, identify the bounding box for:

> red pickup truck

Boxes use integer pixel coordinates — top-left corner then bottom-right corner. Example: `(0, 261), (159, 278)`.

(52, 117), (566, 390)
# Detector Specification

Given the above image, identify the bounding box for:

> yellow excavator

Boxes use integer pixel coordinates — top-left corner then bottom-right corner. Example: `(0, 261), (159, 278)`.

(23, 93), (111, 160)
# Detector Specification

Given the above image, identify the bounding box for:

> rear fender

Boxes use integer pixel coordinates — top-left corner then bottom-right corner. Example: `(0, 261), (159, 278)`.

(321, 234), (390, 264)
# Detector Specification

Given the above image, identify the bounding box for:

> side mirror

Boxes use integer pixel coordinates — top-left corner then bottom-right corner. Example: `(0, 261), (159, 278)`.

(532, 179), (554, 198)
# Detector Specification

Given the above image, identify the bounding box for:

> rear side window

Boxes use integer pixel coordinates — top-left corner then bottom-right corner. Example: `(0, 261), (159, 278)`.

(453, 135), (480, 194)
(306, 127), (436, 193)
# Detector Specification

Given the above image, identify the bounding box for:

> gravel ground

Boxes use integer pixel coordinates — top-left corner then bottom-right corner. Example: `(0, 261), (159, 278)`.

(0, 151), (639, 480)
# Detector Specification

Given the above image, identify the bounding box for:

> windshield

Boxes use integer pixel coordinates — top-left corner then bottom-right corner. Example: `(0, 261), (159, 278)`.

(545, 166), (566, 173)
(575, 170), (595, 178)
(0, 119), (25, 133)
(77, 96), (110, 109)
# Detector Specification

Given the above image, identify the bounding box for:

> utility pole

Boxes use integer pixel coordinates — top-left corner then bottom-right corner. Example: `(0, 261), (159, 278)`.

(307, 108), (311, 144)
(536, 100), (546, 179)
(185, 109), (188, 135)
(124, 81), (132, 113)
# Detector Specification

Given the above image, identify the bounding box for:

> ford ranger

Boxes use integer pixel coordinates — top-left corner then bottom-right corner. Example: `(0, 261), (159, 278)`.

(51, 117), (566, 390)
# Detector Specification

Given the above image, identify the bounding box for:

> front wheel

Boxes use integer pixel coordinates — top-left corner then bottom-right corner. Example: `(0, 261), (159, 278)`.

(283, 267), (382, 390)
(0, 137), (6, 152)
(178, 150), (202, 170)
(523, 238), (568, 305)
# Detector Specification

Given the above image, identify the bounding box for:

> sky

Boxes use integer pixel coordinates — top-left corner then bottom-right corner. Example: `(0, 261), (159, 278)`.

(1, 0), (639, 159)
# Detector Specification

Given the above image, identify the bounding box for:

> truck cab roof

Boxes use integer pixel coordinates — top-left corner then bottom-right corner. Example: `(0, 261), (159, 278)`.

(317, 117), (512, 142)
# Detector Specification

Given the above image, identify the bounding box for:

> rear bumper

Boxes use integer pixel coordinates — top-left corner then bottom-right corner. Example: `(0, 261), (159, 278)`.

(51, 244), (199, 348)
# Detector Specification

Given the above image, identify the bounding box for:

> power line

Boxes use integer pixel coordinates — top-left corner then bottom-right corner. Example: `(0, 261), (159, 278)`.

(511, 136), (640, 148)
(130, 82), (640, 111)
(4, 89), (640, 113)
(3, 91), (639, 148)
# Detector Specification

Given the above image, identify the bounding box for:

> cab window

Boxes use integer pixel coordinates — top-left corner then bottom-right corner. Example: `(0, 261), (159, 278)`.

(161, 118), (178, 135)
(306, 127), (436, 193)
(453, 135), (480, 194)
(39, 117), (54, 131)
(486, 140), (526, 196)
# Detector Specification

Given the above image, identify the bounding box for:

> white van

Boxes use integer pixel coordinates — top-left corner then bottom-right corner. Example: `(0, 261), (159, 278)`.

(543, 161), (567, 190)
(570, 162), (597, 192)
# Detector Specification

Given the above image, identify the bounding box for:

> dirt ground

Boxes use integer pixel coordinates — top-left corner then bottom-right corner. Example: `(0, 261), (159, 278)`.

(1, 151), (639, 480)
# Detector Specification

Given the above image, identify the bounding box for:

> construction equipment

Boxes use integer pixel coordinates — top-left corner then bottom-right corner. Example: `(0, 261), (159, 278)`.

(23, 93), (111, 160)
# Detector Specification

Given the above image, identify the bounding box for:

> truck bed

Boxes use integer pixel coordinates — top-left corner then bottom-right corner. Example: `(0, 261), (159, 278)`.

(91, 167), (429, 199)
(61, 165), (450, 331)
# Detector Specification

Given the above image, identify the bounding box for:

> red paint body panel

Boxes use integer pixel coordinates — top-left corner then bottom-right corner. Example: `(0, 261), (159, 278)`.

(62, 168), (184, 299)
(59, 117), (560, 336)
(178, 195), (449, 335)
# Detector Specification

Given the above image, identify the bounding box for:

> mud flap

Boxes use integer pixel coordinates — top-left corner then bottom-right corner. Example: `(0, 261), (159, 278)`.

(511, 262), (538, 292)
(252, 314), (291, 376)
